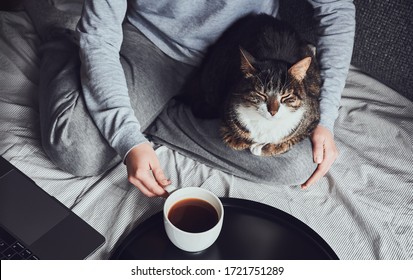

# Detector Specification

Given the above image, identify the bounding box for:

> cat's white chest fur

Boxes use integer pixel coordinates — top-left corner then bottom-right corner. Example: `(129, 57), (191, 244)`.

(236, 103), (304, 155)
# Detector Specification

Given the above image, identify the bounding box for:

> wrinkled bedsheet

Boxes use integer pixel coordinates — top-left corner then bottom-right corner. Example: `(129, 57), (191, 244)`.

(0, 8), (412, 260)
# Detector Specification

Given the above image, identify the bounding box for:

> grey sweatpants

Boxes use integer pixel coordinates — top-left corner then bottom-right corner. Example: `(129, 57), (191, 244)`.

(39, 22), (316, 186)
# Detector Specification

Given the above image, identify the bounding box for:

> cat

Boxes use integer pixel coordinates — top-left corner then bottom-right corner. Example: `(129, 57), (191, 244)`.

(182, 13), (321, 156)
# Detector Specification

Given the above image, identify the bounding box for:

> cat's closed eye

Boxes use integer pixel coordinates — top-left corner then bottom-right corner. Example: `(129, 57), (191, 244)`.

(255, 91), (267, 101)
(280, 91), (296, 103)
(283, 98), (295, 104)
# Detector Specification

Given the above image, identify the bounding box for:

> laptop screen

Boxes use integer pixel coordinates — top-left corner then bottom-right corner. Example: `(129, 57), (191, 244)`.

(0, 170), (69, 245)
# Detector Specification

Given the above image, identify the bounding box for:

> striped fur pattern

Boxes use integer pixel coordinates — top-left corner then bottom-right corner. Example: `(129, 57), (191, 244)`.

(184, 14), (321, 156)
(221, 49), (321, 156)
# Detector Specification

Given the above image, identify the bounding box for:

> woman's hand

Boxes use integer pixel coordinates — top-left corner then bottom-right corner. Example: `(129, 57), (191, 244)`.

(125, 142), (171, 197)
(302, 125), (339, 189)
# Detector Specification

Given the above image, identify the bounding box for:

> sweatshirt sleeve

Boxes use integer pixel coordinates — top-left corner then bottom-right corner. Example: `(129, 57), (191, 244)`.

(76, 0), (148, 161)
(307, 0), (356, 133)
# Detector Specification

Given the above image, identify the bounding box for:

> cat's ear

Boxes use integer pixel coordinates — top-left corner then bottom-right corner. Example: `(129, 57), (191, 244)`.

(240, 47), (256, 77)
(288, 57), (312, 82)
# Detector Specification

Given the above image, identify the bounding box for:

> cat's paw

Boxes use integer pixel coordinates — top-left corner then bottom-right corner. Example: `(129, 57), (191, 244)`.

(261, 142), (291, 156)
(250, 143), (264, 156)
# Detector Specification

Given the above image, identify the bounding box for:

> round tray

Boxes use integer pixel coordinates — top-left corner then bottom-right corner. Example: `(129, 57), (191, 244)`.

(110, 198), (338, 260)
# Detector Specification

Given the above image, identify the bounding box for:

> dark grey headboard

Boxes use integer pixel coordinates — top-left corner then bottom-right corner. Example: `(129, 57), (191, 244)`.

(279, 0), (413, 102)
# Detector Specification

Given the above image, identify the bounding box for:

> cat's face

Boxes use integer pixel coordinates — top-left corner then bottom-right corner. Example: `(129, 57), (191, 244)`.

(232, 49), (311, 120)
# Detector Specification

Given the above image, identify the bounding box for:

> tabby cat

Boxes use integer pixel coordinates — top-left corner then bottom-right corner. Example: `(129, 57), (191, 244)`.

(184, 14), (321, 156)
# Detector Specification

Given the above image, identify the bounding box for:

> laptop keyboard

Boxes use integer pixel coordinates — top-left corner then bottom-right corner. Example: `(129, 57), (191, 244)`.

(0, 226), (39, 260)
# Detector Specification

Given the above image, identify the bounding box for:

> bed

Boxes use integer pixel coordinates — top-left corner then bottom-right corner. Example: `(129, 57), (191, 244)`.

(0, 0), (412, 260)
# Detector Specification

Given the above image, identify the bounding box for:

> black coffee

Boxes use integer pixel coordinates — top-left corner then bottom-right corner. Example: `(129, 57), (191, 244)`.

(168, 198), (219, 233)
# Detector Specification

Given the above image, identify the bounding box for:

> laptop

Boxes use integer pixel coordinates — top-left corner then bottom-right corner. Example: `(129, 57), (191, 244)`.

(0, 156), (105, 260)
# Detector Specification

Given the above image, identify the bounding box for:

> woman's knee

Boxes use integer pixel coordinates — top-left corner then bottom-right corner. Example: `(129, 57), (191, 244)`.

(36, 32), (121, 176)
(40, 111), (120, 177)
(41, 136), (120, 176)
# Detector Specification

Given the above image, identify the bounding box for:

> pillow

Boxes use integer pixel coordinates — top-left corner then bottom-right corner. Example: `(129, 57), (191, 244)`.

(279, 0), (413, 102)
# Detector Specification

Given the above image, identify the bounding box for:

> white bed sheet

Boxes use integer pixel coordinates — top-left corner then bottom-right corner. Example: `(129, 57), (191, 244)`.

(0, 8), (412, 260)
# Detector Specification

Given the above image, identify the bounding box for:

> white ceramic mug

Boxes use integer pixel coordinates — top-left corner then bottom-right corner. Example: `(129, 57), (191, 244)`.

(163, 187), (224, 252)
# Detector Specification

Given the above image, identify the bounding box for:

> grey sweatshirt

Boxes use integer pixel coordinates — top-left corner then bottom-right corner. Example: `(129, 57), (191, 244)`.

(76, 0), (355, 160)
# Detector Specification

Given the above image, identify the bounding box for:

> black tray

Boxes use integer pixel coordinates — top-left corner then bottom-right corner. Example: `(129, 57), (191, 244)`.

(110, 198), (338, 260)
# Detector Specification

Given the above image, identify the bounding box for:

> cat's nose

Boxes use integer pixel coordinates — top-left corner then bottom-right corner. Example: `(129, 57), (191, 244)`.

(267, 101), (279, 116)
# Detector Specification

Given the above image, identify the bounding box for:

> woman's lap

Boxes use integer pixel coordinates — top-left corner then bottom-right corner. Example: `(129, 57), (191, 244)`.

(38, 23), (316, 184)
